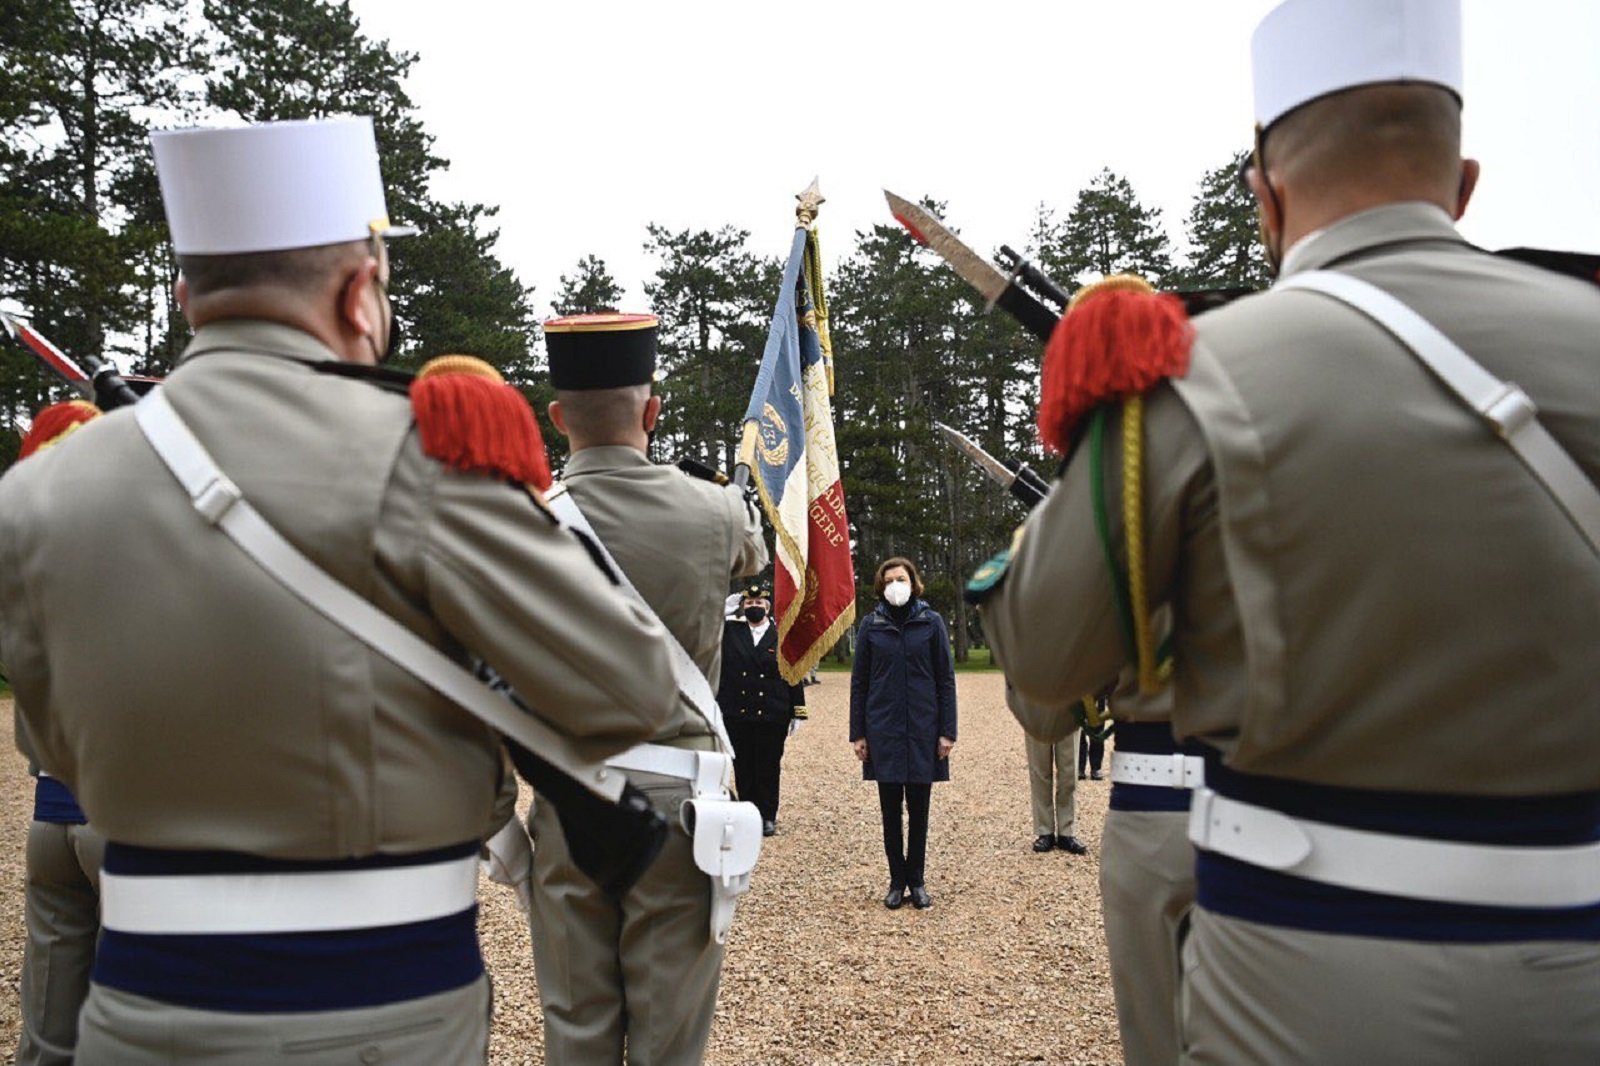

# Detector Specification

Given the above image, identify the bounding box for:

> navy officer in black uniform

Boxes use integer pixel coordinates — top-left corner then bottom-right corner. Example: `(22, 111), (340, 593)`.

(717, 585), (806, 836)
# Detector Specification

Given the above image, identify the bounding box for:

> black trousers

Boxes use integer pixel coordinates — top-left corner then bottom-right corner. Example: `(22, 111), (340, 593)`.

(726, 719), (789, 823)
(1078, 731), (1105, 776)
(877, 782), (932, 888)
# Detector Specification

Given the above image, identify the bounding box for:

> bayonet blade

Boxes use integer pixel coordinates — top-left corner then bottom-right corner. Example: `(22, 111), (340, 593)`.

(1, 311), (94, 398)
(935, 421), (1016, 490)
(885, 192), (1010, 305)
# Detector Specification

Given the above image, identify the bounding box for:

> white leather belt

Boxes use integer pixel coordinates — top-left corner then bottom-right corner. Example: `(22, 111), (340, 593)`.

(607, 744), (731, 798)
(1188, 788), (1600, 909)
(100, 854), (479, 935)
(1110, 751), (1205, 790)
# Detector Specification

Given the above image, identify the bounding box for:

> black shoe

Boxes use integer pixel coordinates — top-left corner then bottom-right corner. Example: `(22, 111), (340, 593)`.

(1090, 770), (1104, 780)
(1057, 834), (1089, 855)
(884, 885), (905, 909)
(1031, 834), (1055, 853)
(762, 819), (776, 837)
(909, 885), (932, 909)
(1077, 772), (1087, 780)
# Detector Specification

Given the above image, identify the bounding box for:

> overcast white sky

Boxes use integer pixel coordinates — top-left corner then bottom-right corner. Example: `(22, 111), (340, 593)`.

(347, 1), (1600, 316)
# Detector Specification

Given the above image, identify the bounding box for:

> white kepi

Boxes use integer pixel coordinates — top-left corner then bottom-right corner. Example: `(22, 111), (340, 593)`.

(150, 116), (415, 256)
(1251, 0), (1463, 130)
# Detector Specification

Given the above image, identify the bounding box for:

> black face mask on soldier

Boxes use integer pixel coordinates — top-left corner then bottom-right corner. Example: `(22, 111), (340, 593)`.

(745, 606), (767, 624)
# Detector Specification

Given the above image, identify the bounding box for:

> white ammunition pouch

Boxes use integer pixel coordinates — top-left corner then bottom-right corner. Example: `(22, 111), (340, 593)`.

(607, 743), (761, 943)
(681, 792), (764, 945)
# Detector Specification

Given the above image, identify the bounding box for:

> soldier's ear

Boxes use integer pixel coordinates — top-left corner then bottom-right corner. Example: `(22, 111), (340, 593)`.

(642, 394), (662, 433)
(1246, 165), (1283, 241)
(1454, 159), (1481, 220)
(548, 400), (569, 438)
(340, 257), (382, 341)
(175, 274), (191, 318)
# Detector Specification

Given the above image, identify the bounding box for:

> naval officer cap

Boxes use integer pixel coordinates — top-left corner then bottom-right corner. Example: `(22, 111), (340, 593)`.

(1252, 0), (1463, 131)
(544, 313), (659, 391)
(150, 116), (415, 255)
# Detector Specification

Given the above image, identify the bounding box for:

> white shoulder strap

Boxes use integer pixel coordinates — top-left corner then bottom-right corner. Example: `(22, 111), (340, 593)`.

(545, 483), (735, 759)
(131, 392), (625, 802)
(1277, 270), (1600, 556)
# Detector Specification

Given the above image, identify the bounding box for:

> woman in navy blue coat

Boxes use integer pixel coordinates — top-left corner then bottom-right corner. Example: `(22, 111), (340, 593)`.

(849, 556), (958, 910)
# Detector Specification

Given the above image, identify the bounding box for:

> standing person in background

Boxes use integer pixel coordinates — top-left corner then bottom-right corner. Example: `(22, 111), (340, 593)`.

(718, 584), (806, 837)
(1077, 720), (1106, 781)
(1023, 723), (1087, 854)
(849, 558), (957, 910)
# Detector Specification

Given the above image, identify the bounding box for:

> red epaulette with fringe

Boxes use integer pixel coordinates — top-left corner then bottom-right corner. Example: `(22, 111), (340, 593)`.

(1037, 275), (1194, 455)
(410, 355), (552, 491)
(19, 400), (102, 460)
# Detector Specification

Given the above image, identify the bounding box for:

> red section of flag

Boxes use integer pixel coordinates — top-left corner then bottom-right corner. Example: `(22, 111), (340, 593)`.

(778, 478), (855, 673)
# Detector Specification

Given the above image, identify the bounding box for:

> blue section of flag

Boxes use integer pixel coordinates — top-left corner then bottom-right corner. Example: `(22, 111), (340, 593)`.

(744, 228), (812, 495)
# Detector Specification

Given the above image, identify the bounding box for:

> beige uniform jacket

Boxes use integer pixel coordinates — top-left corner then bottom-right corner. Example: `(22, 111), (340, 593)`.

(0, 320), (679, 859)
(561, 445), (767, 745)
(986, 202), (1600, 796)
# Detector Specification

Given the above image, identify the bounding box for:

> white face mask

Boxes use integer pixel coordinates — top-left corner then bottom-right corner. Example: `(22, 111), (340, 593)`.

(883, 579), (912, 607)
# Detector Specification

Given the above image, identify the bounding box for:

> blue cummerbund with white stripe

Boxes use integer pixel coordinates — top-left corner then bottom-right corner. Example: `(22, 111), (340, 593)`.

(1109, 721), (1207, 814)
(33, 775), (87, 824)
(94, 842), (484, 1012)
(1197, 758), (1600, 942)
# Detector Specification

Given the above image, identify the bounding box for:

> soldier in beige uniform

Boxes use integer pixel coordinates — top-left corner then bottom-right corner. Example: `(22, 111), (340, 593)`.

(0, 117), (680, 1065)
(529, 312), (768, 1065)
(985, 1), (1600, 1062)
(9, 403), (108, 1066)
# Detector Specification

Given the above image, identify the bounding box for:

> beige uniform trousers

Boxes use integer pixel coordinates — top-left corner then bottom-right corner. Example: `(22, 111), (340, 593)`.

(74, 976), (490, 1065)
(528, 775), (722, 1066)
(1101, 809), (1194, 1066)
(1026, 732), (1077, 837)
(17, 821), (103, 1066)
(1179, 907), (1600, 1066)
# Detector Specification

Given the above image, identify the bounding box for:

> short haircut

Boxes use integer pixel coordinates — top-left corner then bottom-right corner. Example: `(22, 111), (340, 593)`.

(873, 556), (924, 599)
(1267, 82), (1462, 201)
(554, 384), (650, 439)
(178, 239), (368, 299)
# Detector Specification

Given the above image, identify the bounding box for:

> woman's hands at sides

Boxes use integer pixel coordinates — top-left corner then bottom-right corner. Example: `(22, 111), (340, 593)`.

(853, 738), (869, 762)
(937, 736), (955, 760)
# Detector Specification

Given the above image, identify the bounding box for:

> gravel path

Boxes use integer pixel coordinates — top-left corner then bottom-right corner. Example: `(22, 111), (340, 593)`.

(0, 678), (1121, 1064)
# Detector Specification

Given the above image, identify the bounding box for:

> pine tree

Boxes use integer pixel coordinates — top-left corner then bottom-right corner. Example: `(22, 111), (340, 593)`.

(1173, 149), (1272, 291)
(1052, 169), (1175, 286)
(0, 0), (198, 441)
(553, 255), (624, 315)
(642, 224), (774, 472)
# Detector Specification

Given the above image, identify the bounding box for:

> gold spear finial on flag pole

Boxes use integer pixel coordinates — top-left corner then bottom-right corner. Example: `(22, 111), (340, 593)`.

(795, 178), (825, 228)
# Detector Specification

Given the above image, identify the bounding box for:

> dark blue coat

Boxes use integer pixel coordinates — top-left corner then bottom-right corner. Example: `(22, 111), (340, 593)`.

(849, 600), (958, 784)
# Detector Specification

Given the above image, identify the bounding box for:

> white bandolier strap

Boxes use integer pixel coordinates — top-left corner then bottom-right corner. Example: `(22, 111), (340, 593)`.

(101, 855), (478, 935)
(1277, 271), (1600, 556)
(1110, 751), (1206, 790)
(606, 746), (732, 800)
(131, 391), (625, 803)
(1188, 788), (1600, 910)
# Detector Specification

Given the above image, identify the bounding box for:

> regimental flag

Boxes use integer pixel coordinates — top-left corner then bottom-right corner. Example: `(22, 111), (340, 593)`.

(740, 226), (855, 683)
